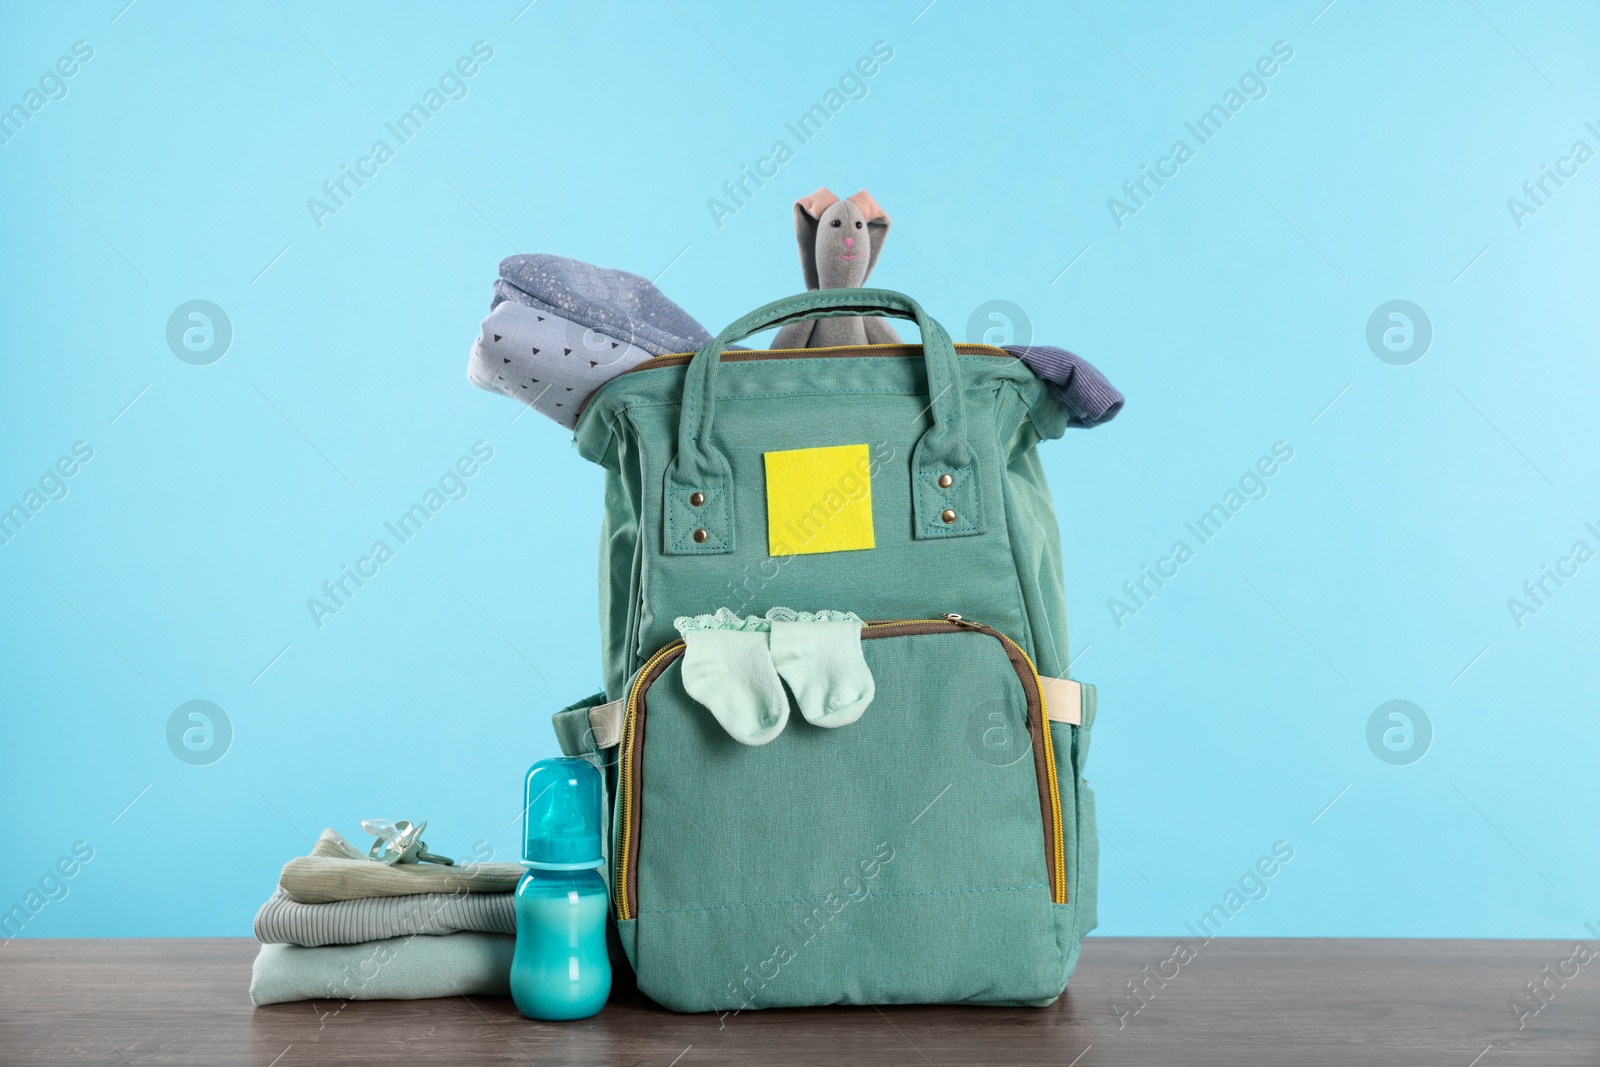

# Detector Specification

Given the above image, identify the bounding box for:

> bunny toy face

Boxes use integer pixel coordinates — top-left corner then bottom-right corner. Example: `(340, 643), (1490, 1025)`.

(811, 197), (876, 288)
(793, 188), (890, 291)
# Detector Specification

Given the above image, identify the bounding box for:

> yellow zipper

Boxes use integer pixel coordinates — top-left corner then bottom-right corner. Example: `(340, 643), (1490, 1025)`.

(613, 637), (685, 921)
(612, 616), (1068, 920)
(990, 627), (1067, 905)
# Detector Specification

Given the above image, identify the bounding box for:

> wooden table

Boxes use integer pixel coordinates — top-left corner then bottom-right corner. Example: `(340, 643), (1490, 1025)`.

(2, 938), (1593, 1065)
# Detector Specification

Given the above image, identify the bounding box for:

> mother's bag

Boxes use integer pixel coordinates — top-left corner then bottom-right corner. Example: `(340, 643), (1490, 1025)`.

(553, 288), (1100, 1011)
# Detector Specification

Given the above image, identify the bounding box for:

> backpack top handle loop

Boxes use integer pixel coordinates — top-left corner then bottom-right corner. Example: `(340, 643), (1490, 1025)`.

(663, 288), (984, 555)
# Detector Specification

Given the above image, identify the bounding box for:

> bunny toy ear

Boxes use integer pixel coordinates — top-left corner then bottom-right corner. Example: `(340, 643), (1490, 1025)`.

(793, 187), (837, 290)
(848, 190), (891, 279)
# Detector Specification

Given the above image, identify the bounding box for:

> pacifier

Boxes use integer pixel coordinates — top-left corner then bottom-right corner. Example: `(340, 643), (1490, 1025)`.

(360, 818), (455, 866)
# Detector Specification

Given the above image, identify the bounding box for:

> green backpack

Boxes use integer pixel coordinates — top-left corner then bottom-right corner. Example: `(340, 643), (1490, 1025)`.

(552, 289), (1099, 1012)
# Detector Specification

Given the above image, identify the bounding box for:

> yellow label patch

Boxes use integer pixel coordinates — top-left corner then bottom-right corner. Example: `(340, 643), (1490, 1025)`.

(764, 444), (875, 557)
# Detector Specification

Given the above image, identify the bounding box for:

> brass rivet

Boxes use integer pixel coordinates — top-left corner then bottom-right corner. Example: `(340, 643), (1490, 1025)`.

(693, 528), (708, 543)
(937, 474), (953, 489)
(689, 492), (705, 507)
(941, 509), (957, 524)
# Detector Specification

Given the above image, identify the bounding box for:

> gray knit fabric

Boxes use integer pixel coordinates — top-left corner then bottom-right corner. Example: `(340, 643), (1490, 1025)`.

(491, 254), (712, 357)
(254, 888), (515, 947)
(1001, 345), (1124, 428)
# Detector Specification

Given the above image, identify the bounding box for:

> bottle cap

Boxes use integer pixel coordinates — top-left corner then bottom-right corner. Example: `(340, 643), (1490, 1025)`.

(522, 757), (604, 870)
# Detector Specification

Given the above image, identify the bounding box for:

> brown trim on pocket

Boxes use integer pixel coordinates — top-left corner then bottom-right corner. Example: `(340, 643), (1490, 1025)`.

(614, 616), (1064, 920)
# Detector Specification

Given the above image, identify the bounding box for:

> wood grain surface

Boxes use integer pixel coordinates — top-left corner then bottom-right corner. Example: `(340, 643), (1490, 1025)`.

(1, 937), (1594, 1065)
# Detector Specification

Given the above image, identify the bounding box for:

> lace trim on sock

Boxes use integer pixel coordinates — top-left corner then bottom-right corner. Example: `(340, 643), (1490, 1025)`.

(673, 606), (864, 635)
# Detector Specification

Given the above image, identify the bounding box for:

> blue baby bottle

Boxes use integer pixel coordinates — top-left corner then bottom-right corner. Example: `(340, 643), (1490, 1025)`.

(510, 757), (612, 1020)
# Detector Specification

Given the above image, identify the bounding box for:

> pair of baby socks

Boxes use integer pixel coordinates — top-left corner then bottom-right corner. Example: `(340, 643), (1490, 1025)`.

(674, 610), (875, 746)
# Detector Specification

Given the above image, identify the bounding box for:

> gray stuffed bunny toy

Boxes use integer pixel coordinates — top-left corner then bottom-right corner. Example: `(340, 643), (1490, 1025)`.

(771, 187), (901, 349)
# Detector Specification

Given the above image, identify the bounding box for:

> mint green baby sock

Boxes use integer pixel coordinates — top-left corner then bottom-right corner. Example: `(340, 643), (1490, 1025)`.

(769, 618), (875, 729)
(678, 628), (790, 746)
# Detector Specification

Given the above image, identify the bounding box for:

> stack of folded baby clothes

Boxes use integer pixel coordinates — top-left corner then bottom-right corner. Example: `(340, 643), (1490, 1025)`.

(249, 829), (525, 1006)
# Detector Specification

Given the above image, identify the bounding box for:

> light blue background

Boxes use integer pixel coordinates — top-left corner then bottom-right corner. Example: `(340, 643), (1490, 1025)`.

(2, 0), (1595, 941)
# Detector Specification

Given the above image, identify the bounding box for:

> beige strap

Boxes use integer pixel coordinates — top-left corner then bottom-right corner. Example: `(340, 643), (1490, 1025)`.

(1039, 675), (1082, 726)
(587, 698), (625, 749)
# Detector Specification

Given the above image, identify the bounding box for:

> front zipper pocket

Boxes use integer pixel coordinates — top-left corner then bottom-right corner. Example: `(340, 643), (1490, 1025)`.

(610, 617), (1072, 1012)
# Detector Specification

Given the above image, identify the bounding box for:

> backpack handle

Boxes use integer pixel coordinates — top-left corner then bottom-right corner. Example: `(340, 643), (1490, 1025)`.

(663, 288), (982, 555)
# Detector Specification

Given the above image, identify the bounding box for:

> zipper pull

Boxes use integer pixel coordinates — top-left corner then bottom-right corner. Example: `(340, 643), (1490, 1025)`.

(945, 613), (980, 628)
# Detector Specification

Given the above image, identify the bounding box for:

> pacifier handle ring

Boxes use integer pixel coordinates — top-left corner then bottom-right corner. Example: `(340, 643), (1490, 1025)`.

(413, 844), (455, 866)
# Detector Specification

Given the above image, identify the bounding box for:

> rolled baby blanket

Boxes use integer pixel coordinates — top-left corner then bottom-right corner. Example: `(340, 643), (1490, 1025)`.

(278, 829), (523, 905)
(249, 932), (514, 1006)
(491, 253), (712, 357)
(253, 888), (516, 947)
(467, 303), (656, 429)
(469, 253), (715, 429)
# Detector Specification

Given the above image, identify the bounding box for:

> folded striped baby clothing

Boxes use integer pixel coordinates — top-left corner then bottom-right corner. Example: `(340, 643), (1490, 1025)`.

(254, 888), (515, 946)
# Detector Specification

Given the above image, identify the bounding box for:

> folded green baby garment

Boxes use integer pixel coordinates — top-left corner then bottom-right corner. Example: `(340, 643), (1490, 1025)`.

(253, 888), (516, 947)
(279, 829), (523, 905)
(249, 932), (514, 1005)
